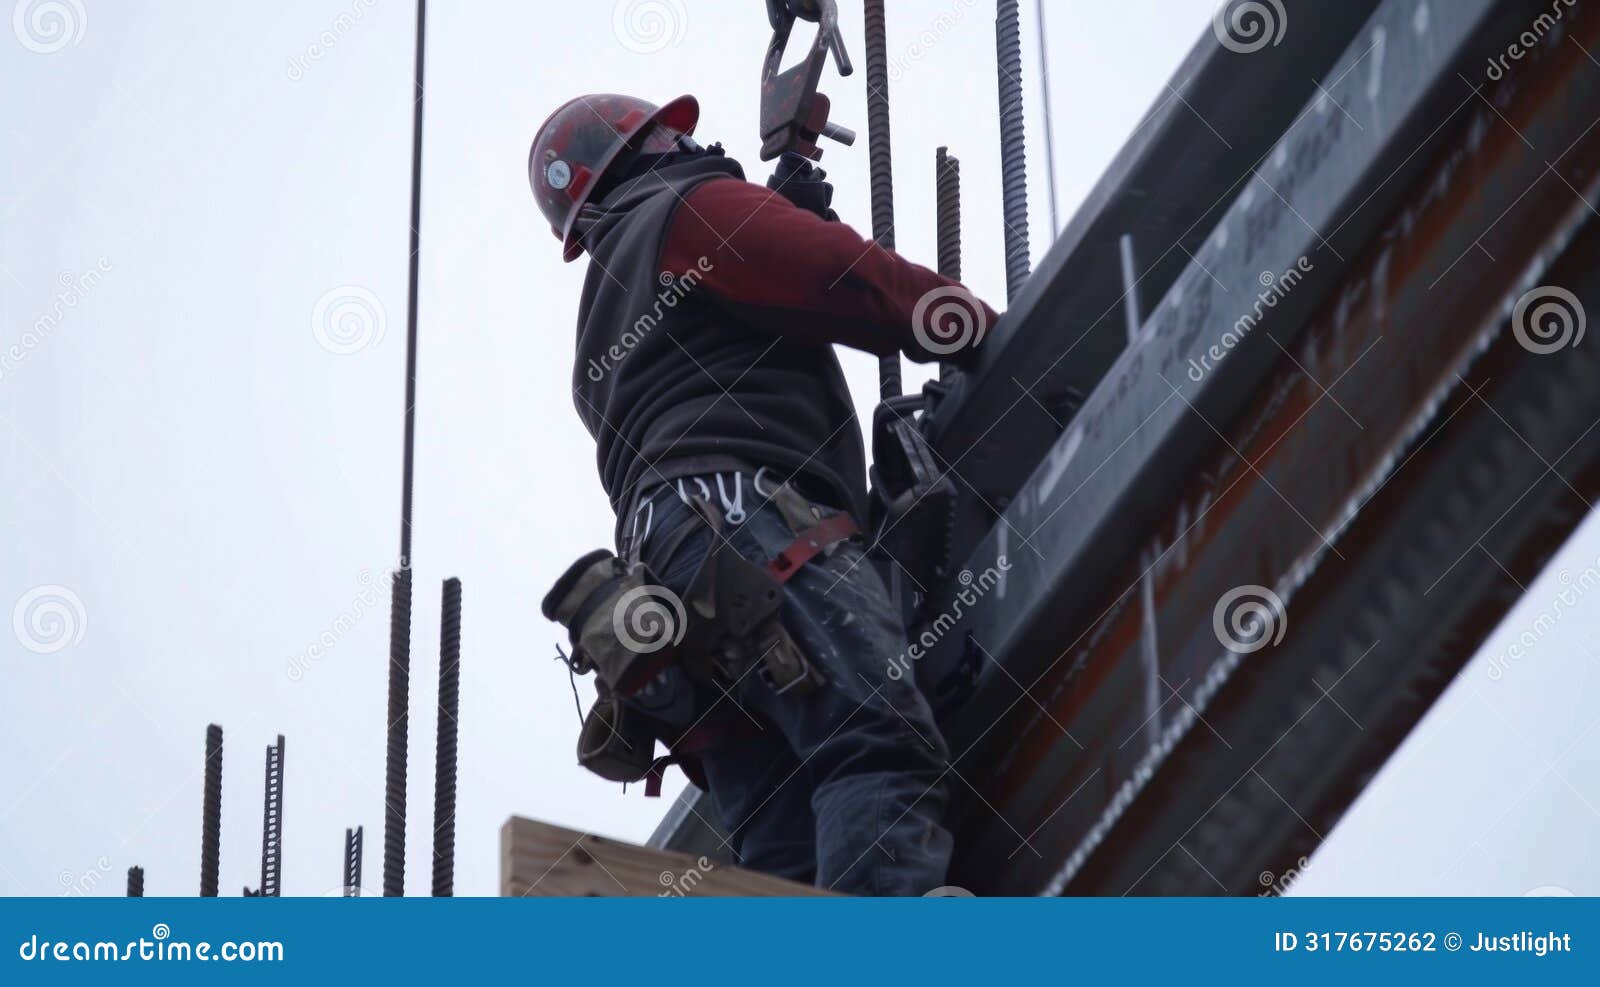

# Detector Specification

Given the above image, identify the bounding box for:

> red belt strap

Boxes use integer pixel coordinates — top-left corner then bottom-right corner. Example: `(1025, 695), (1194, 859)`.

(765, 513), (859, 584)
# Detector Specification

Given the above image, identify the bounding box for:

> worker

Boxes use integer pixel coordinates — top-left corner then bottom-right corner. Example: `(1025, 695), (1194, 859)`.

(529, 93), (998, 896)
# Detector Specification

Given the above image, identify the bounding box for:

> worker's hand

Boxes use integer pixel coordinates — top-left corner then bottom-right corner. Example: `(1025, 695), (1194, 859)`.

(768, 152), (838, 222)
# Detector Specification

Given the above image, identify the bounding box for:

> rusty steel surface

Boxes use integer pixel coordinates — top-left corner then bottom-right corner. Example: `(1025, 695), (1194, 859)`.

(925, 0), (1384, 568)
(919, 0), (1521, 703)
(945, 3), (1600, 894)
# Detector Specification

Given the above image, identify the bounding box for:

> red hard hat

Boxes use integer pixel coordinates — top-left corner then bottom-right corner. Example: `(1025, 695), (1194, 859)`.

(528, 93), (700, 262)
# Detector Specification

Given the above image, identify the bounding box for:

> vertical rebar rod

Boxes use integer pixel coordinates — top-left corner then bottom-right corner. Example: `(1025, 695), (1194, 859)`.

(344, 826), (364, 897)
(936, 147), (962, 383)
(431, 577), (461, 897)
(996, 0), (1031, 302)
(863, 0), (902, 398)
(126, 866), (144, 897)
(259, 735), (284, 897)
(385, 0), (428, 899)
(200, 724), (222, 897)
(1034, 0), (1060, 239)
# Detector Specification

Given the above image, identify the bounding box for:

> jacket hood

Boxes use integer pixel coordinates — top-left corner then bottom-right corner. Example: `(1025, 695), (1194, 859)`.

(575, 153), (745, 256)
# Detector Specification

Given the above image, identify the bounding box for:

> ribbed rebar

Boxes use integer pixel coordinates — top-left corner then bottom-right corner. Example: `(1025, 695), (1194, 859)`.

(996, 0), (1031, 301)
(383, 566), (412, 897)
(344, 826), (363, 897)
(935, 147), (962, 281)
(936, 147), (962, 382)
(126, 866), (144, 897)
(431, 577), (461, 897)
(863, 0), (901, 398)
(200, 724), (222, 897)
(384, 0), (428, 902)
(258, 735), (284, 897)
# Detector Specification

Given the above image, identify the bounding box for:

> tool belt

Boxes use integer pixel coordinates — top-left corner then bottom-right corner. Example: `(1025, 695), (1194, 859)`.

(542, 477), (858, 790)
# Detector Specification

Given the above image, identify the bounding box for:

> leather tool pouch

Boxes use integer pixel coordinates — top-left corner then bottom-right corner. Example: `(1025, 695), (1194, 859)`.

(575, 687), (658, 783)
(542, 548), (683, 696)
(544, 487), (845, 784)
(543, 548), (684, 783)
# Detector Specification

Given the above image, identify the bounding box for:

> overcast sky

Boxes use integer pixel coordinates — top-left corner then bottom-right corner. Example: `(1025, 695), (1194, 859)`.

(2, 0), (1595, 898)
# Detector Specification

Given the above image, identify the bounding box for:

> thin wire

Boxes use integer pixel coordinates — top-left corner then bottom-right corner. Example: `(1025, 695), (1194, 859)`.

(1035, 0), (1060, 239)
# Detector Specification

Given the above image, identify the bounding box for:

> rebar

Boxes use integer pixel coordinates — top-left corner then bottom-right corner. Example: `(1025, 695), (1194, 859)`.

(863, 0), (901, 398)
(384, 567), (412, 897)
(431, 577), (461, 897)
(126, 866), (144, 897)
(200, 724), (222, 897)
(344, 826), (364, 897)
(996, 0), (1031, 301)
(936, 147), (962, 382)
(258, 735), (284, 897)
(384, 0), (428, 901)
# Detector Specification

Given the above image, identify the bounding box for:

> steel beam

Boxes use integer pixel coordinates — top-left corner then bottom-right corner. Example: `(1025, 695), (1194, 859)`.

(925, 0), (1384, 570)
(944, 0), (1600, 893)
(925, 0), (1522, 703)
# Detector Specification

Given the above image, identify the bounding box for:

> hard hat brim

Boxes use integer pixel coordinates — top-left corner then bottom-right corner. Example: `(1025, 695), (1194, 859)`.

(559, 94), (701, 262)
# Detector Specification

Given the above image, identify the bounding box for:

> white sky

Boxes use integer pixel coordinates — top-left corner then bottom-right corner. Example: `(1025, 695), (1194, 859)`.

(1, 0), (1595, 898)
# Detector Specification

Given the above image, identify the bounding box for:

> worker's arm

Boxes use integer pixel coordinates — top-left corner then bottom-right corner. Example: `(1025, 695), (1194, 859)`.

(658, 177), (999, 364)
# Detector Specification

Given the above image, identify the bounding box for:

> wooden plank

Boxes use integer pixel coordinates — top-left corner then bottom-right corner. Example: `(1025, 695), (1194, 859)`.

(500, 817), (835, 897)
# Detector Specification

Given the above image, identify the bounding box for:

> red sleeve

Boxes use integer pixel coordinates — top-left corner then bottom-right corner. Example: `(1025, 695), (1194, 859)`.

(658, 177), (999, 364)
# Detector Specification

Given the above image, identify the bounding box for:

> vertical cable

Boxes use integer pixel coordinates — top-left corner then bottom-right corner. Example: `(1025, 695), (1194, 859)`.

(996, 0), (1031, 301)
(200, 724), (222, 897)
(384, 0), (427, 898)
(432, 578), (461, 897)
(863, 0), (902, 398)
(1034, 0), (1060, 240)
(126, 866), (144, 897)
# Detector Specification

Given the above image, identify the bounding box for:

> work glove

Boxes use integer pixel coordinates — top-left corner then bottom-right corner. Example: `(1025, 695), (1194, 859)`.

(768, 152), (838, 222)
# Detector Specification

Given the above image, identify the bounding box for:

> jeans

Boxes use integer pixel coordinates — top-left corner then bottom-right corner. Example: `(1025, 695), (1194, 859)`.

(628, 474), (954, 896)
